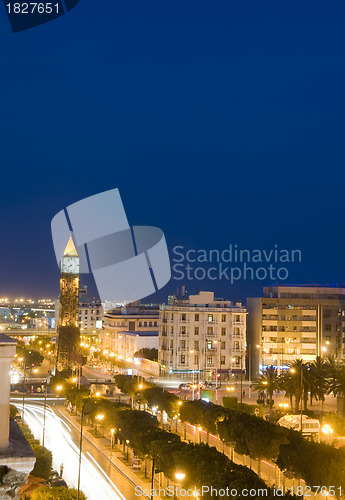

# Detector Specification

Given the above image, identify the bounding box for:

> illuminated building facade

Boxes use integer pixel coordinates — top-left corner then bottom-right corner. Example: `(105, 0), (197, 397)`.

(247, 284), (345, 378)
(159, 291), (246, 380)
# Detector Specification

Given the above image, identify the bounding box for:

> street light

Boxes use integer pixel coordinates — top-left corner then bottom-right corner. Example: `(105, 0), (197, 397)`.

(42, 380), (48, 449)
(175, 472), (186, 481)
(77, 408), (104, 500)
(197, 426), (202, 444)
(321, 424), (333, 435)
(126, 439), (130, 461)
(95, 413), (104, 436)
(174, 471), (186, 500)
(56, 385), (63, 404)
(290, 365), (304, 433)
(110, 428), (115, 450)
(22, 362), (27, 426)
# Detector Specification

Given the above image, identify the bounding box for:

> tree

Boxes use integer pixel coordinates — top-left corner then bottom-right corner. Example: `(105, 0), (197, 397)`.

(30, 443), (52, 479)
(307, 357), (329, 406)
(10, 404), (17, 419)
(328, 363), (345, 413)
(252, 366), (280, 409)
(31, 486), (86, 499)
(280, 359), (308, 412)
(134, 348), (158, 361)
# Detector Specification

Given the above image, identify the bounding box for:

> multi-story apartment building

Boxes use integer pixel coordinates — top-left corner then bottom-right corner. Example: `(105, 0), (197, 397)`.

(247, 284), (345, 377)
(159, 291), (246, 381)
(101, 301), (159, 359)
(79, 301), (103, 332)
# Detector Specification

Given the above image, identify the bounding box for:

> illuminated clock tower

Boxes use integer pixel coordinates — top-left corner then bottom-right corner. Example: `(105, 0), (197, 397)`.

(56, 235), (80, 373)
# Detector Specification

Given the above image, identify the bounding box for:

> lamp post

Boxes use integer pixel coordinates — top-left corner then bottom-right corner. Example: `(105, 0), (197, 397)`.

(300, 366), (304, 434)
(150, 458), (155, 500)
(110, 428), (115, 450)
(77, 406), (104, 500)
(240, 368), (243, 411)
(42, 380), (48, 449)
(56, 385), (63, 404)
(21, 362), (26, 426)
(290, 366), (304, 434)
(174, 471), (186, 500)
(189, 349), (195, 401)
(198, 426), (202, 444)
(95, 413), (104, 436)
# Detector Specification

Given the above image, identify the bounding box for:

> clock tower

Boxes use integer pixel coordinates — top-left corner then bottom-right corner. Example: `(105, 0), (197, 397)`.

(56, 235), (80, 373)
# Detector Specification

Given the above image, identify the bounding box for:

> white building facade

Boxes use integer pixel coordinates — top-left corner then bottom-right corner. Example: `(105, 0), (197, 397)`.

(159, 291), (246, 381)
(101, 302), (160, 360)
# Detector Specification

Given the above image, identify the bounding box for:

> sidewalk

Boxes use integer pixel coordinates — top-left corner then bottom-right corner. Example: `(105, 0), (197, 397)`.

(174, 419), (299, 492)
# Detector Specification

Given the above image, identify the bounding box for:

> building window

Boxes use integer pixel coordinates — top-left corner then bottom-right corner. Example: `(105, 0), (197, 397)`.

(207, 356), (212, 365)
(235, 315), (240, 322)
(208, 314), (213, 322)
(195, 314), (199, 322)
(181, 326), (186, 334)
(181, 355), (185, 364)
(181, 314), (186, 321)
(235, 341), (240, 350)
(194, 327), (199, 335)
(325, 325), (331, 331)
(181, 340), (185, 348)
(194, 355), (199, 365)
(221, 314), (226, 322)
(220, 356), (225, 365)
(144, 322), (147, 326)
(221, 341), (226, 350)
(221, 327), (226, 336)
(207, 327), (213, 335)
(207, 341), (212, 350)
(194, 340), (199, 349)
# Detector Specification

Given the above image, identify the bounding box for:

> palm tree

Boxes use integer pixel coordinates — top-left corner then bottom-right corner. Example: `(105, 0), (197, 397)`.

(280, 359), (309, 412)
(328, 363), (345, 413)
(252, 366), (280, 409)
(307, 357), (329, 406)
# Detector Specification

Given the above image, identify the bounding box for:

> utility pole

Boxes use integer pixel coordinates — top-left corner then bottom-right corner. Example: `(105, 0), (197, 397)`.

(42, 380), (48, 448)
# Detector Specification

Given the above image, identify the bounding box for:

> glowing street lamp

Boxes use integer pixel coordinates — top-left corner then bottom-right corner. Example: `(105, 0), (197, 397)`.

(321, 424), (334, 435)
(56, 385), (63, 404)
(110, 428), (115, 450)
(175, 471), (186, 482)
(126, 439), (130, 461)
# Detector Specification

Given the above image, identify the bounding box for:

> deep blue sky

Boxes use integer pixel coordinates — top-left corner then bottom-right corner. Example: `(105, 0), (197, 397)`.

(0, 1), (345, 303)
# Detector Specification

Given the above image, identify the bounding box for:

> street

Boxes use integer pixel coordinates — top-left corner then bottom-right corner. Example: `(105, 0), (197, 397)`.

(13, 400), (153, 500)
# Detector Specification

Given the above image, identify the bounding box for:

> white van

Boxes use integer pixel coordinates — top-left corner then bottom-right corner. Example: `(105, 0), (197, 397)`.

(277, 414), (320, 437)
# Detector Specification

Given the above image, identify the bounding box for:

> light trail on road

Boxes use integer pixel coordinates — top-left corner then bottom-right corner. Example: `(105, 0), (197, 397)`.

(16, 402), (124, 500)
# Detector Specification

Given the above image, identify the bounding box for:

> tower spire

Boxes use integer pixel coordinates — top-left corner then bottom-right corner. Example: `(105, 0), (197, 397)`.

(63, 234), (78, 257)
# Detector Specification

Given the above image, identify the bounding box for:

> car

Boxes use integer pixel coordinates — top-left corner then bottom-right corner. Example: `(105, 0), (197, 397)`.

(179, 383), (191, 391)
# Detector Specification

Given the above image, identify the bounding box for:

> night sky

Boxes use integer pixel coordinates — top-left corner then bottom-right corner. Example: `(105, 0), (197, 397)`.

(0, 1), (345, 303)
